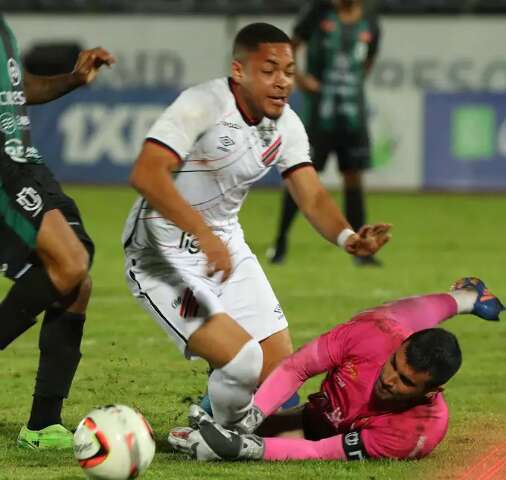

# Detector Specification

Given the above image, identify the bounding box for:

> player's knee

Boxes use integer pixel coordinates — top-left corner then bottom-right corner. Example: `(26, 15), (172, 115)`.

(221, 339), (263, 389)
(58, 247), (89, 293)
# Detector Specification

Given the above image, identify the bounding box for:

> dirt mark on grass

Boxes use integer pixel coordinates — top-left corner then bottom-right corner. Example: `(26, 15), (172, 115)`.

(426, 417), (506, 480)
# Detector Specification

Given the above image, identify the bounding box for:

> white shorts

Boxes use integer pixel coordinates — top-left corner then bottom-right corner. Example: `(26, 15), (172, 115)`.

(124, 228), (287, 359)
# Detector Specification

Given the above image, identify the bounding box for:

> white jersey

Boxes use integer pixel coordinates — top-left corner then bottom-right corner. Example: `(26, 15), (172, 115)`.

(123, 77), (311, 250)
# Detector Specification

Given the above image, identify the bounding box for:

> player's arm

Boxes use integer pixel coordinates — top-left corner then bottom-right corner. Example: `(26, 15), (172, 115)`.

(284, 166), (391, 256)
(23, 47), (115, 105)
(292, 36), (320, 93)
(129, 141), (231, 280)
(291, 0), (322, 93)
(364, 19), (381, 75)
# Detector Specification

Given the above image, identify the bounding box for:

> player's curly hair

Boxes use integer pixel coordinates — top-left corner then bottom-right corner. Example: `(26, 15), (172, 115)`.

(233, 23), (290, 59)
(405, 328), (462, 388)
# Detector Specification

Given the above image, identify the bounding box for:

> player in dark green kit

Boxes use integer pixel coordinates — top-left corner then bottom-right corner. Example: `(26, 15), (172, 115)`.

(0, 16), (115, 449)
(268, 0), (381, 265)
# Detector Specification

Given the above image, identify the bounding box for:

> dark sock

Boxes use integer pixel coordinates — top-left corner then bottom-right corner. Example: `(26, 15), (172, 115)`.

(276, 189), (299, 247)
(28, 395), (63, 430)
(344, 187), (365, 233)
(0, 266), (61, 350)
(29, 309), (85, 428)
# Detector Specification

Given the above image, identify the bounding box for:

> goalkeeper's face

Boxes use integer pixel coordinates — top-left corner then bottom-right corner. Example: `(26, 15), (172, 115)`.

(374, 343), (437, 403)
(231, 42), (295, 120)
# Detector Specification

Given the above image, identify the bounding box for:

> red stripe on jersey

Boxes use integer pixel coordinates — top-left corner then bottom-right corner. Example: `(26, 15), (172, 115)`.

(263, 143), (282, 166)
(262, 136), (282, 160)
(180, 289), (191, 318)
(190, 297), (199, 319)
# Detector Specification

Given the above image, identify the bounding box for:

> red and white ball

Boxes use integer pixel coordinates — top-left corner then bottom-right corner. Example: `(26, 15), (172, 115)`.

(73, 405), (156, 480)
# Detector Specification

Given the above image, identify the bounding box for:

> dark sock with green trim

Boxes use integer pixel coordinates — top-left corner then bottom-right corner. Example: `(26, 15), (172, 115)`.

(28, 309), (85, 429)
(0, 266), (61, 350)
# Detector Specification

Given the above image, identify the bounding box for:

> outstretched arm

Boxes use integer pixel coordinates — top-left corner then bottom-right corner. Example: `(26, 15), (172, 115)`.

(284, 166), (391, 257)
(24, 47), (115, 105)
(374, 277), (504, 331)
(375, 294), (459, 332)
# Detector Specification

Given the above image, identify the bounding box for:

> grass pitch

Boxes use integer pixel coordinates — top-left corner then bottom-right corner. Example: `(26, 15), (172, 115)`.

(0, 187), (505, 480)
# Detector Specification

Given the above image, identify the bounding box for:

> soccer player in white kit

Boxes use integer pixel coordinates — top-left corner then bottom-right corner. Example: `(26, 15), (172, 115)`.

(122, 23), (391, 427)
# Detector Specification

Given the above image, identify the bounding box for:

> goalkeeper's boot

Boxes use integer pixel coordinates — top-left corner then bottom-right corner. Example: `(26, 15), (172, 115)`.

(17, 424), (73, 450)
(452, 277), (504, 321)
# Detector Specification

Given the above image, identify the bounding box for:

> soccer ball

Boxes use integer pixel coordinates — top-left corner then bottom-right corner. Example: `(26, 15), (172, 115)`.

(73, 405), (156, 480)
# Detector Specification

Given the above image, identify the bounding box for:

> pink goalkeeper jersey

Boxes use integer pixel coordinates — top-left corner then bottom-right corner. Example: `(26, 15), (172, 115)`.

(254, 294), (456, 460)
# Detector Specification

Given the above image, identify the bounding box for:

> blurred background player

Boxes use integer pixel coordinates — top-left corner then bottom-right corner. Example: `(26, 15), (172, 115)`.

(123, 23), (390, 431)
(169, 277), (504, 461)
(0, 15), (115, 449)
(268, 0), (381, 266)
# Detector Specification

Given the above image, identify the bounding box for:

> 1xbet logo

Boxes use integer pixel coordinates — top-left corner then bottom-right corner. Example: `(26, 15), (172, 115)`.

(178, 231), (201, 254)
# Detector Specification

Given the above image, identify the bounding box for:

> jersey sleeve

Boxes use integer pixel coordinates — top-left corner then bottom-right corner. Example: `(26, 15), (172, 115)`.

(254, 322), (350, 416)
(276, 107), (312, 178)
(145, 85), (219, 161)
(293, 0), (328, 41)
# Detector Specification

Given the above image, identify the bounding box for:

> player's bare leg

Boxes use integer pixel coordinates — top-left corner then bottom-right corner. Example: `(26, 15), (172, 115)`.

(0, 209), (88, 351)
(259, 328), (293, 382)
(36, 209), (89, 295)
(188, 313), (263, 427)
(14, 210), (94, 449)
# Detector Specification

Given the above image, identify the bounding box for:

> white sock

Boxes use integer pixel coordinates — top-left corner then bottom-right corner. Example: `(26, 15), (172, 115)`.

(208, 339), (263, 426)
(450, 290), (478, 314)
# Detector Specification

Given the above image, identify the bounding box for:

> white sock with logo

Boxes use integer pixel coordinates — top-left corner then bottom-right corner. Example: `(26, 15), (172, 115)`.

(208, 339), (263, 427)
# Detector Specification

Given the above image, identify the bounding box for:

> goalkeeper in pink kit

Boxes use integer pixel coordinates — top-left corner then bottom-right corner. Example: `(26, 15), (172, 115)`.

(169, 277), (503, 462)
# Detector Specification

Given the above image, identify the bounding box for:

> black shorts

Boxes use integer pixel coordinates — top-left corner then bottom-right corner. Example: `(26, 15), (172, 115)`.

(309, 128), (370, 173)
(0, 161), (94, 280)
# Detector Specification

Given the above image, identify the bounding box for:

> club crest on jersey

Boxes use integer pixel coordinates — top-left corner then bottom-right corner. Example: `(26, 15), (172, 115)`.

(16, 186), (43, 217)
(257, 122), (276, 147)
(7, 58), (21, 86)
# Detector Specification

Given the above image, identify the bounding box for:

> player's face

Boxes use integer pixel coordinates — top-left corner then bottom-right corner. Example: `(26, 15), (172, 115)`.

(232, 42), (295, 120)
(374, 343), (434, 403)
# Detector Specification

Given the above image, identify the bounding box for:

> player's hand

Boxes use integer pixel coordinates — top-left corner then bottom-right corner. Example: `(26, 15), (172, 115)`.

(72, 47), (116, 85)
(197, 230), (232, 281)
(345, 223), (392, 257)
(297, 73), (320, 93)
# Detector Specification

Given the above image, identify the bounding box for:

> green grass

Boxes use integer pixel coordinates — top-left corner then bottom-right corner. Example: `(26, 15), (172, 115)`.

(1, 187), (505, 480)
